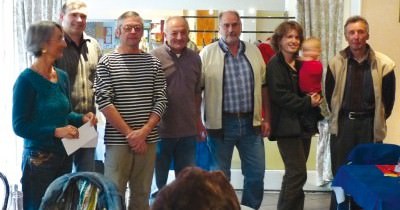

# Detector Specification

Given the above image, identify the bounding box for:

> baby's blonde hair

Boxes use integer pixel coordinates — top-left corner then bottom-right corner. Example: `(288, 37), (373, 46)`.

(302, 37), (321, 51)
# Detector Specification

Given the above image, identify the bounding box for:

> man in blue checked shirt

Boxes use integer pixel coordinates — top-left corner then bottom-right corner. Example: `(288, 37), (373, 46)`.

(199, 10), (271, 210)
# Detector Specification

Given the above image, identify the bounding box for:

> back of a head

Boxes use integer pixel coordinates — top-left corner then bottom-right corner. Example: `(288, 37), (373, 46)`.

(151, 167), (240, 210)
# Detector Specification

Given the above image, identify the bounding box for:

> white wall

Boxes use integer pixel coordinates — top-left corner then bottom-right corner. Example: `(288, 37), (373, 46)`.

(84, 0), (288, 46)
(84, 0), (285, 19)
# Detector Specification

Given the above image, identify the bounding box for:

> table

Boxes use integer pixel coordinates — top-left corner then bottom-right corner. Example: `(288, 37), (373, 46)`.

(332, 165), (400, 210)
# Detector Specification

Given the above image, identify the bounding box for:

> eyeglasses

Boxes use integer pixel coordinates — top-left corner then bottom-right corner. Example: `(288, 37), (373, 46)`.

(121, 25), (143, 33)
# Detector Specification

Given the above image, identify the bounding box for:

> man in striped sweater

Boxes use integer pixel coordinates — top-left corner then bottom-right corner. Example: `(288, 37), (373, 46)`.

(94, 11), (167, 210)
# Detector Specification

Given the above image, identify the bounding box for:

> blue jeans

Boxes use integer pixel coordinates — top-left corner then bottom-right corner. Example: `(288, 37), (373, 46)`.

(155, 136), (196, 190)
(21, 148), (72, 210)
(207, 114), (265, 209)
(72, 147), (95, 172)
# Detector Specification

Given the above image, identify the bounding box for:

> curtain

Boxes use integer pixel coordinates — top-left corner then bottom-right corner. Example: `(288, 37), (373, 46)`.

(297, 0), (344, 68)
(297, 0), (344, 186)
(14, 0), (65, 69)
(0, 0), (64, 186)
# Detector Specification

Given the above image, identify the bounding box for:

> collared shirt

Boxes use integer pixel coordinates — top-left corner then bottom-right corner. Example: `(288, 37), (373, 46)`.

(342, 47), (375, 112)
(151, 44), (202, 138)
(219, 39), (254, 113)
(54, 33), (102, 113)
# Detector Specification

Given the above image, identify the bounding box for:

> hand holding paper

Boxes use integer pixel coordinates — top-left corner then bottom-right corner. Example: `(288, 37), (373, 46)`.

(62, 121), (98, 155)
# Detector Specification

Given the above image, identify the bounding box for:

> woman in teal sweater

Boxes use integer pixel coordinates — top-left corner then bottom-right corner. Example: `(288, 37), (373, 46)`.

(12, 21), (97, 210)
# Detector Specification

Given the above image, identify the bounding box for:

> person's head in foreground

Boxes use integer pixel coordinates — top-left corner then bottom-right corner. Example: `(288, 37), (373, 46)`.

(151, 167), (241, 210)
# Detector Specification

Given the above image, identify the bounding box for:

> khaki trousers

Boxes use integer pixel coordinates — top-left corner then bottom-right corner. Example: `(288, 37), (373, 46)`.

(104, 144), (156, 210)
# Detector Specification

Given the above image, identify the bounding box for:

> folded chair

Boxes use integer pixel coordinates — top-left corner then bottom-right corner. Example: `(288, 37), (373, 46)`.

(346, 143), (400, 165)
(40, 172), (125, 210)
(335, 143), (400, 210)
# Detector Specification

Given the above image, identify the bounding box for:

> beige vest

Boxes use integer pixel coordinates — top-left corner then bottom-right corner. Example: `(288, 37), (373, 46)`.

(327, 49), (395, 142)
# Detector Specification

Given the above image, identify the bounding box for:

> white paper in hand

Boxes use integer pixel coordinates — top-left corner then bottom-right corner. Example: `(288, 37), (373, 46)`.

(62, 121), (98, 155)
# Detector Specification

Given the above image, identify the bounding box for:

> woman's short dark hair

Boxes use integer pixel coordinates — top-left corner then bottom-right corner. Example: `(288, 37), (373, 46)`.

(152, 167), (241, 210)
(25, 21), (63, 57)
(271, 20), (304, 53)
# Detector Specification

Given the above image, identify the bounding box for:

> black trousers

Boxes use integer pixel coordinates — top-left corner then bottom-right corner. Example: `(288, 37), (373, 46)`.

(329, 115), (374, 210)
(277, 135), (311, 210)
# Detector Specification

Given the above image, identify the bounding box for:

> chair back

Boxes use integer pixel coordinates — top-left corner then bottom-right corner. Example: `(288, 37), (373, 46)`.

(347, 143), (400, 165)
(40, 172), (125, 210)
(0, 172), (9, 210)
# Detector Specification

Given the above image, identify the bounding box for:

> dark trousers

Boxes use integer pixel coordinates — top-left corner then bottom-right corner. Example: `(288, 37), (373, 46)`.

(330, 115), (374, 210)
(72, 147), (95, 172)
(276, 135), (311, 210)
(21, 149), (72, 210)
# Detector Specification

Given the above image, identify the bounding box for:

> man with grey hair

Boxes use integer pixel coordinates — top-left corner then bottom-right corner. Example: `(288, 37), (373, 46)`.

(325, 15), (395, 210)
(55, 0), (102, 172)
(150, 16), (204, 197)
(199, 10), (270, 209)
(94, 11), (167, 210)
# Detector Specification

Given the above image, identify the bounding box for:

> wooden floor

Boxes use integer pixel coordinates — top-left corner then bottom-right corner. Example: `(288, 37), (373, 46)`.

(237, 191), (331, 210)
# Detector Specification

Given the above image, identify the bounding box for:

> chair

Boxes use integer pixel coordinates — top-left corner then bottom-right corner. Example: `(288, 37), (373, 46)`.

(0, 172), (9, 210)
(40, 172), (126, 210)
(336, 143), (400, 210)
(346, 143), (400, 165)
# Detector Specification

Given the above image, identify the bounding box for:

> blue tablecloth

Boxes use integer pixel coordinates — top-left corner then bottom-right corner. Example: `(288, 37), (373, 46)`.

(332, 165), (400, 210)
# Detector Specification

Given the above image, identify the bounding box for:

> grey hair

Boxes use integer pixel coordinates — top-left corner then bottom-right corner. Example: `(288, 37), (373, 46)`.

(25, 21), (63, 57)
(116, 11), (143, 29)
(218, 10), (242, 25)
(344, 15), (369, 34)
(164, 16), (189, 33)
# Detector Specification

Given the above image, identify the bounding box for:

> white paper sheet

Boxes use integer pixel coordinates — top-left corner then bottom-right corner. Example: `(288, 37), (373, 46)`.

(332, 186), (345, 204)
(62, 121), (98, 155)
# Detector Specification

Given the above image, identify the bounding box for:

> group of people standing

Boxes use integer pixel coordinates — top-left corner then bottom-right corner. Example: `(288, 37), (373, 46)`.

(11, 0), (395, 210)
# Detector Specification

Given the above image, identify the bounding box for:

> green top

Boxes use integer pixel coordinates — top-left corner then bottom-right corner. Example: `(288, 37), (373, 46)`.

(12, 68), (83, 154)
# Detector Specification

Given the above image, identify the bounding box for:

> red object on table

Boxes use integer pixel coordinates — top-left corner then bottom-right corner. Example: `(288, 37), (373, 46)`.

(375, 164), (400, 176)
